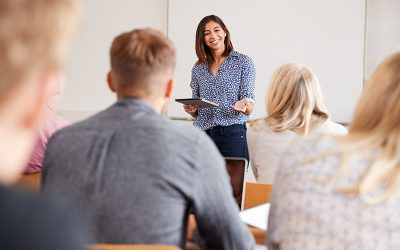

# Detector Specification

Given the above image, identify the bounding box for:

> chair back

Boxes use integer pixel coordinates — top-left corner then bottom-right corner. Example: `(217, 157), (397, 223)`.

(243, 182), (272, 210)
(15, 173), (41, 192)
(89, 244), (181, 250)
(224, 157), (249, 210)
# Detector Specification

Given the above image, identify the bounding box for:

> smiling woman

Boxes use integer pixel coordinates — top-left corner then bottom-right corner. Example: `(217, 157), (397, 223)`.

(181, 15), (256, 161)
(166, 0), (366, 125)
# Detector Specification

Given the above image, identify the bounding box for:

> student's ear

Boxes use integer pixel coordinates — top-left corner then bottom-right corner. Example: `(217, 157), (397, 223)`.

(164, 78), (174, 99)
(107, 71), (116, 93)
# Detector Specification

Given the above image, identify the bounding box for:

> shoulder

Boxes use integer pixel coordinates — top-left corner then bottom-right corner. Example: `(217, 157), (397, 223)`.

(0, 185), (68, 217)
(191, 63), (208, 82)
(289, 134), (337, 159)
(47, 118), (87, 143)
(248, 119), (300, 149)
(161, 118), (211, 145)
(272, 134), (339, 193)
(191, 63), (206, 74)
(278, 134), (338, 176)
(0, 187), (87, 250)
(230, 51), (254, 66)
(46, 111), (71, 128)
(41, 112), (71, 138)
(316, 120), (348, 136)
(248, 118), (296, 136)
(248, 118), (270, 133)
(269, 134), (340, 209)
(45, 109), (111, 152)
(230, 51), (251, 60)
(160, 118), (224, 168)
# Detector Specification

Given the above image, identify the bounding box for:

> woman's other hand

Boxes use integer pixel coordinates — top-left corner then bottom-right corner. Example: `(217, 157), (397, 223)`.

(183, 104), (198, 118)
(232, 99), (253, 115)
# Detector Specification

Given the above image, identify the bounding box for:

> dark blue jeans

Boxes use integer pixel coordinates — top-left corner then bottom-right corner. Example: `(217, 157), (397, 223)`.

(205, 124), (249, 161)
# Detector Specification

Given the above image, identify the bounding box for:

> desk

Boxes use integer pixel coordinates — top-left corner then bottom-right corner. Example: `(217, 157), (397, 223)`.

(248, 226), (266, 245)
(15, 173), (41, 192)
(185, 225), (266, 249)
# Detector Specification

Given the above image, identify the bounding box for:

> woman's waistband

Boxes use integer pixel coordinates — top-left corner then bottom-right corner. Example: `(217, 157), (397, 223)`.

(205, 123), (246, 132)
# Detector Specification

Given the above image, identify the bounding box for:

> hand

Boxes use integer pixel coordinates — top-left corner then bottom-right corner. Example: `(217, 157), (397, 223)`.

(232, 99), (251, 113)
(183, 104), (198, 117)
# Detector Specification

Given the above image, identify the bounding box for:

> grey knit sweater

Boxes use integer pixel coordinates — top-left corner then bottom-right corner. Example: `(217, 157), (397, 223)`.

(42, 98), (254, 250)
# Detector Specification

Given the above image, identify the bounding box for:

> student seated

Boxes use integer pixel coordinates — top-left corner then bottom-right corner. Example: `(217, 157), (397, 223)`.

(247, 64), (347, 184)
(42, 28), (254, 250)
(0, 0), (88, 249)
(25, 77), (71, 174)
(268, 52), (400, 249)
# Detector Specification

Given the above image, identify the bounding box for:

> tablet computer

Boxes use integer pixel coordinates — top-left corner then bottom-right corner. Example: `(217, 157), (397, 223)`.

(175, 98), (219, 108)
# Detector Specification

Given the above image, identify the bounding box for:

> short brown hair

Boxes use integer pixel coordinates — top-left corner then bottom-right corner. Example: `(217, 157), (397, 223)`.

(110, 28), (176, 97)
(195, 15), (233, 66)
(0, 0), (78, 101)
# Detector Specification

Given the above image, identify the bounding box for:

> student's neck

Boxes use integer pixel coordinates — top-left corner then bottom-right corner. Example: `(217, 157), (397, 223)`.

(117, 94), (165, 115)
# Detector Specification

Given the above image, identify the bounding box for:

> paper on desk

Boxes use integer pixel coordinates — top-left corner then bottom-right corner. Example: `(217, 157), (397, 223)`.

(239, 203), (270, 230)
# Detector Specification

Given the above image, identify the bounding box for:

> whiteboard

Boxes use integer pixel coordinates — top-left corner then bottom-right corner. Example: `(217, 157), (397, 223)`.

(59, 0), (168, 113)
(167, 0), (365, 124)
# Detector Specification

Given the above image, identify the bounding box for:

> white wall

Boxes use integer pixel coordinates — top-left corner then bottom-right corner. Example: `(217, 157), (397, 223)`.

(58, 0), (399, 124)
(365, 0), (400, 78)
(59, 0), (168, 121)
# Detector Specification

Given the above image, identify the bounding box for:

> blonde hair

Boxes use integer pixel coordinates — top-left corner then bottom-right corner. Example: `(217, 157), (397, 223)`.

(265, 63), (329, 135)
(333, 52), (400, 204)
(110, 28), (176, 98)
(0, 0), (78, 100)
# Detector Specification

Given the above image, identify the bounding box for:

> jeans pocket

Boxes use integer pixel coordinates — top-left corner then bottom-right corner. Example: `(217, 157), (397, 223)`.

(223, 125), (246, 138)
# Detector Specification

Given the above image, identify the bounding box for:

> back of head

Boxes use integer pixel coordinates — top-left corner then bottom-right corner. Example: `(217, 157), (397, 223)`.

(0, 0), (78, 184)
(350, 52), (400, 136)
(0, 0), (78, 101)
(110, 28), (176, 100)
(337, 52), (400, 204)
(266, 63), (329, 135)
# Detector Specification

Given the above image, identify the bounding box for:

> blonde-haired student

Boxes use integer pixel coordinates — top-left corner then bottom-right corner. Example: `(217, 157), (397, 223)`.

(0, 0), (88, 249)
(247, 63), (347, 184)
(268, 52), (400, 249)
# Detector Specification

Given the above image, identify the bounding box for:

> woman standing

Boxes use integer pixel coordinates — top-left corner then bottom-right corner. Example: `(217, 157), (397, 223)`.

(183, 15), (256, 161)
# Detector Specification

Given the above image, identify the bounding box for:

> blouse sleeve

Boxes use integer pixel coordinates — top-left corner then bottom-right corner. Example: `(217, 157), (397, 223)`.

(190, 65), (200, 98)
(239, 55), (256, 102)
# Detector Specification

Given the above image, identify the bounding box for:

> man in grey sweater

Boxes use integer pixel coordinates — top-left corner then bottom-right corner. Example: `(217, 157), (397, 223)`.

(42, 28), (254, 250)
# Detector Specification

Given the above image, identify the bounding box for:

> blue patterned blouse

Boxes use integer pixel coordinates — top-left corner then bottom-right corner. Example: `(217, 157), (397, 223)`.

(190, 51), (256, 130)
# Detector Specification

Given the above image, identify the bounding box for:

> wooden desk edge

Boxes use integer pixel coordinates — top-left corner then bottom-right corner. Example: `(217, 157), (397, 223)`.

(248, 226), (267, 245)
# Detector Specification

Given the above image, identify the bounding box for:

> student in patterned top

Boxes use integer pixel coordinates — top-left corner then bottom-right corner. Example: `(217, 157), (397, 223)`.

(268, 52), (400, 249)
(183, 15), (256, 161)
